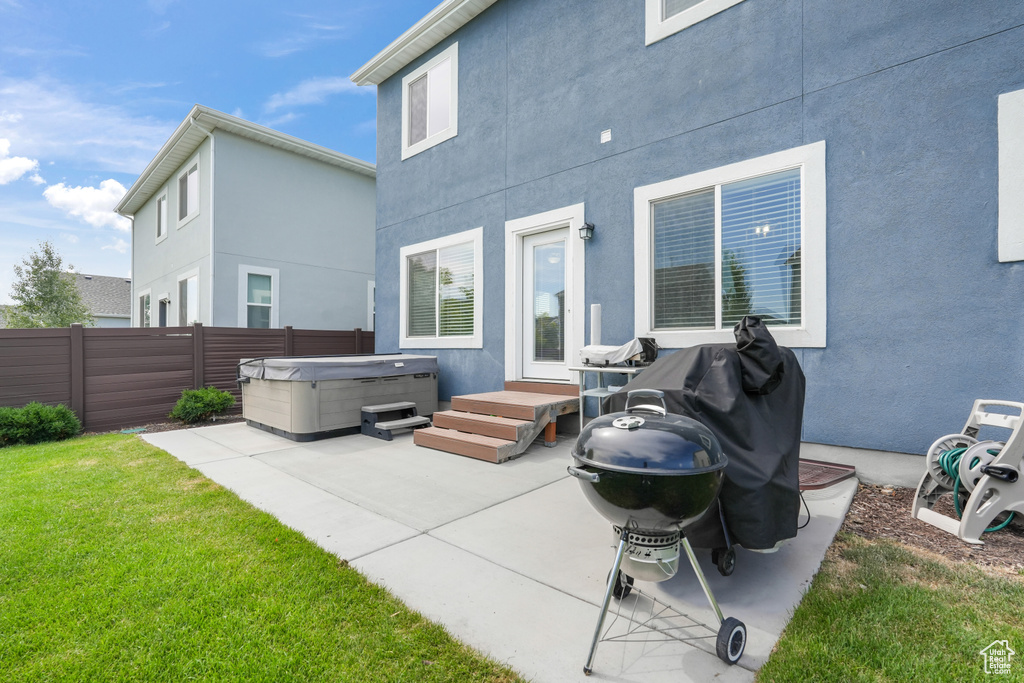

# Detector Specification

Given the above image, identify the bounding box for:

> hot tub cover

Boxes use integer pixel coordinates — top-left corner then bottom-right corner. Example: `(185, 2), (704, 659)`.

(239, 354), (439, 381)
(603, 317), (804, 550)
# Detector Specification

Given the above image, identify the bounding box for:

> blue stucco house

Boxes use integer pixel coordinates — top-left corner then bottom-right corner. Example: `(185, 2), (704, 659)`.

(352, 0), (1024, 455)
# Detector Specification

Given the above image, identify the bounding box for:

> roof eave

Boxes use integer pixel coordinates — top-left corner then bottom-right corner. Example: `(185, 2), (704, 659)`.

(350, 0), (498, 86)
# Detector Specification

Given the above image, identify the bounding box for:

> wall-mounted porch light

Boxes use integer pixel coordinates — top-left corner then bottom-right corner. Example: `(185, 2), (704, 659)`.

(579, 222), (595, 241)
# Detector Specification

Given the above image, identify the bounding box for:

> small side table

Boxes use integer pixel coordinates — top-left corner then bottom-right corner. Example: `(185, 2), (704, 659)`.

(569, 365), (645, 432)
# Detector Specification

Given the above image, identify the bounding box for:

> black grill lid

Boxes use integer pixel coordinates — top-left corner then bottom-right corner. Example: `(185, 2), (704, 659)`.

(572, 390), (727, 475)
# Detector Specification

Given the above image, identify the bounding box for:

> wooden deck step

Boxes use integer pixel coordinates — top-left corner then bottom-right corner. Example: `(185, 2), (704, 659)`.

(413, 427), (518, 464)
(503, 381), (578, 397)
(451, 391), (578, 421)
(432, 410), (533, 441)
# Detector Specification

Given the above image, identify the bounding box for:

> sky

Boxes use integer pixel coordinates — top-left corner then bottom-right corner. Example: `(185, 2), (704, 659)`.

(0, 0), (439, 304)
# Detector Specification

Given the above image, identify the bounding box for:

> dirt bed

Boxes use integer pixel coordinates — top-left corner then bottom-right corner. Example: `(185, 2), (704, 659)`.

(841, 483), (1024, 576)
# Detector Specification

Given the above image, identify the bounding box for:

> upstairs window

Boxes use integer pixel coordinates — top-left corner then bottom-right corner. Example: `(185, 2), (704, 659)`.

(999, 88), (1024, 262)
(399, 227), (482, 349)
(401, 43), (458, 160)
(177, 157), (199, 225)
(645, 0), (748, 45)
(156, 194), (168, 242)
(634, 141), (826, 348)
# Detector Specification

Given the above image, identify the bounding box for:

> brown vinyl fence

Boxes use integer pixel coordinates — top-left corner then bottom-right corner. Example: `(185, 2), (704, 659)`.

(0, 323), (374, 432)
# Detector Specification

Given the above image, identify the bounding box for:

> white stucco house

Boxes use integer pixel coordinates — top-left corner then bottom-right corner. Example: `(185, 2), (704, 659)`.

(115, 105), (377, 331)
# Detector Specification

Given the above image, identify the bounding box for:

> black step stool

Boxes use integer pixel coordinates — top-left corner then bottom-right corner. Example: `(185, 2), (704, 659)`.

(361, 401), (431, 441)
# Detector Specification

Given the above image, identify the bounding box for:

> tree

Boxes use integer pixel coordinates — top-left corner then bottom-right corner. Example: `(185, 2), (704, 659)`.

(4, 241), (93, 328)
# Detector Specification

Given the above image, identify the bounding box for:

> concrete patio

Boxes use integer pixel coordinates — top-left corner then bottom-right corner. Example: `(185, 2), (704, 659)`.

(143, 422), (861, 682)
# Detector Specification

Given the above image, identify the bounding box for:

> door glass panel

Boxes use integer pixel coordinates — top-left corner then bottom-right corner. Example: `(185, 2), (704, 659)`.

(532, 240), (565, 362)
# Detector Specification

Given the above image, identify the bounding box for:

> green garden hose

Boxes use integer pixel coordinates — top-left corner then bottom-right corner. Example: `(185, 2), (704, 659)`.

(937, 448), (1016, 532)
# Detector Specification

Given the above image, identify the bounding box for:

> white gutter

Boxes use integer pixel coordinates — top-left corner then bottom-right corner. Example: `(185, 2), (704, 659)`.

(190, 111), (217, 327)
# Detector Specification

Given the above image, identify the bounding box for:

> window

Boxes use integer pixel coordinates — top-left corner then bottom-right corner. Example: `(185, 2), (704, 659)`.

(138, 291), (151, 328)
(177, 272), (198, 326)
(238, 265), (279, 328)
(645, 0), (748, 45)
(401, 43), (458, 160)
(156, 194), (168, 242)
(999, 88), (1024, 262)
(634, 141), (826, 348)
(399, 227), (482, 349)
(177, 156), (199, 225)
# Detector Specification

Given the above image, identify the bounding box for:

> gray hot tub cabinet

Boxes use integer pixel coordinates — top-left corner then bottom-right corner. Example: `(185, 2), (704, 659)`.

(239, 354), (439, 441)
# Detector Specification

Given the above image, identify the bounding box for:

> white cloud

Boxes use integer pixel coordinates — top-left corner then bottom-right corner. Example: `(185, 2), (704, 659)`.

(43, 179), (131, 231)
(0, 137), (39, 184)
(63, 233), (79, 244)
(102, 238), (130, 254)
(265, 76), (365, 112)
(28, 173), (45, 185)
(0, 75), (173, 174)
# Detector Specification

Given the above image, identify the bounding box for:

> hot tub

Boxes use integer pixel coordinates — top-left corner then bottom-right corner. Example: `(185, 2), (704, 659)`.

(238, 354), (438, 441)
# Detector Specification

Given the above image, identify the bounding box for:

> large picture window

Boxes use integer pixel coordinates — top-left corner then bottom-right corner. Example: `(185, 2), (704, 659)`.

(401, 43), (458, 160)
(635, 141), (826, 348)
(400, 227), (482, 349)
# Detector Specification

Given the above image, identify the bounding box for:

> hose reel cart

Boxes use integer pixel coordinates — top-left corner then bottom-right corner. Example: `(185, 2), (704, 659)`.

(912, 400), (1024, 544)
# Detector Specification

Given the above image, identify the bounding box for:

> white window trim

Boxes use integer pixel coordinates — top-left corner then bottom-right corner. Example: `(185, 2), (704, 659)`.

(504, 203), (586, 383)
(999, 88), (1024, 262)
(399, 226), (483, 349)
(238, 265), (280, 329)
(176, 153), (200, 228)
(176, 268), (200, 327)
(136, 288), (152, 328)
(645, 0), (748, 46)
(401, 42), (459, 161)
(155, 190), (169, 244)
(634, 140), (827, 348)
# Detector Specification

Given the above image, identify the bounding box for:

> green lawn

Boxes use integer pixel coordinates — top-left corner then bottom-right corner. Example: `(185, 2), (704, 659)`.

(758, 533), (1024, 682)
(0, 434), (521, 682)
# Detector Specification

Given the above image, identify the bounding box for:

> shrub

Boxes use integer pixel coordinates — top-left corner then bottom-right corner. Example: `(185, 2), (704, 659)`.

(0, 402), (82, 447)
(169, 386), (236, 424)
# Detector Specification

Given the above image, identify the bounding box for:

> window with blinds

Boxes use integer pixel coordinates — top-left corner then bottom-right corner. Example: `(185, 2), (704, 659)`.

(178, 275), (198, 326)
(247, 273), (273, 329)
(651, 168), (802, 331)
(407, 241), (475, 338)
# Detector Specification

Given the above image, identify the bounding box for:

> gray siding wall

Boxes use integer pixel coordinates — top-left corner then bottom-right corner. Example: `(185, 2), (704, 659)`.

(373, 0), (1024, 453)
(131, 137), (213, 326)
(212, 130), (376, 330)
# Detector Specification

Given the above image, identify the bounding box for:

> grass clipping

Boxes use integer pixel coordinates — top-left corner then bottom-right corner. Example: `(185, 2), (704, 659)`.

(758, 532), (1024, 682)
(0, 434), (521, 682)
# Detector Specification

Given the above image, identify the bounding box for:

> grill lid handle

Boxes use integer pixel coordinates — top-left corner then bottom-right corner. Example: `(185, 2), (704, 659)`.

(625, 389), (667, 416)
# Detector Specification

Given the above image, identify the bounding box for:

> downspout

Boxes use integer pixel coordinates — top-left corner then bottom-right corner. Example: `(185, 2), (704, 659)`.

(129, 216), (135, 326)
(190, 111), (216, 326)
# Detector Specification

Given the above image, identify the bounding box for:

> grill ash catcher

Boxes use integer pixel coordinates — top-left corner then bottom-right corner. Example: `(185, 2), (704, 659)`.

(569, 389), (747, 673)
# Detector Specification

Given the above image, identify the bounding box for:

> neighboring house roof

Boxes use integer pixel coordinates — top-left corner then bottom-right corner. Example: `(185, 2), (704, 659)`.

(115, 105), (376, 217)
(74, 274), (131, 318)
(350, 0), (498, 86)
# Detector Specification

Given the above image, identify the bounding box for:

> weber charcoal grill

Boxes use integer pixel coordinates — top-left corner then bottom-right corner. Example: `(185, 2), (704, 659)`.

(569, 389), (747, 673)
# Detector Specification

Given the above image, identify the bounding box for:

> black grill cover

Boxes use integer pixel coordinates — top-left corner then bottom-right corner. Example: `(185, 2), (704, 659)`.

(602, 317), (804, 550)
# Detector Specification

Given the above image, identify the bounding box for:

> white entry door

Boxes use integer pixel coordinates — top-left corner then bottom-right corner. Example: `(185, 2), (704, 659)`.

(521, 229), (570, 380)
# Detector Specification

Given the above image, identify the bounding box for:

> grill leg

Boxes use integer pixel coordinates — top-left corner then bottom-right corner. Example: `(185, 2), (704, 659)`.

(681, 535), (724, 624)
(584, 528), (630, 675)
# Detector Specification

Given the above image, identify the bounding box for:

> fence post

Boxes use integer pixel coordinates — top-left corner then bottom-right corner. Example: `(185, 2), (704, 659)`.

(284, 326), (294, 356)
(354, 327), (363, 354)
(193, 322), (204, 389)
(69, 324), (85, 424)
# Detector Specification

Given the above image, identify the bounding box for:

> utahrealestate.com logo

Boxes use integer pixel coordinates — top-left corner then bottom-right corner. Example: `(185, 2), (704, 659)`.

(980, 640), (1015, 675)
